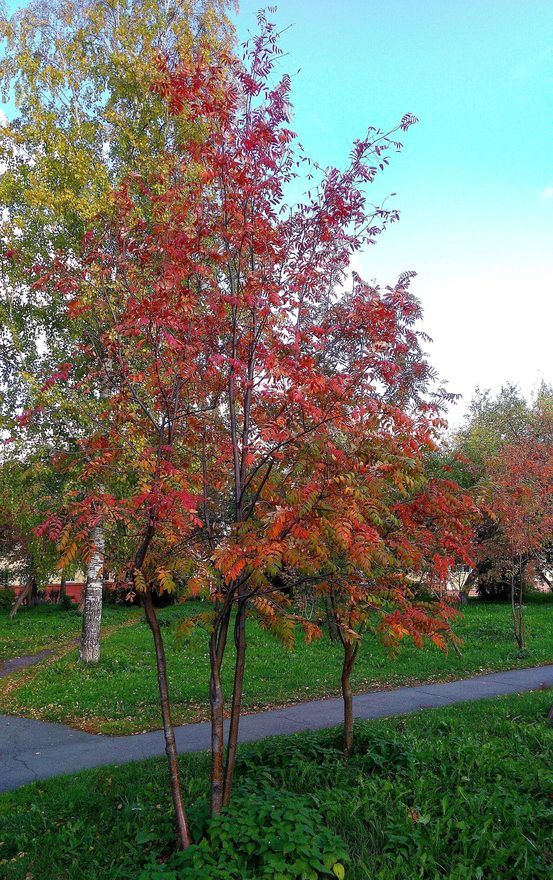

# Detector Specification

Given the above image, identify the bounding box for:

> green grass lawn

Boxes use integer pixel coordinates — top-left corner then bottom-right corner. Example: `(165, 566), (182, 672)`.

(0, 604), (138, 662)
(0, 599), (552, 733)
(1, 689), (551, 879)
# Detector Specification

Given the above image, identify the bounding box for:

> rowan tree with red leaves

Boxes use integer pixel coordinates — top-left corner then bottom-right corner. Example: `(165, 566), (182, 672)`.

(33, 14), (476, 846)
(483, 401), (553, 652)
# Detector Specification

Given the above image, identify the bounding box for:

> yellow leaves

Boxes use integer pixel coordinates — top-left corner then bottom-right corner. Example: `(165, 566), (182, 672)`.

(157, 567), (176, 594)
(252, 595), (273, 617)
(0, 20), (15, 40)
(56, 524), (71, 552)
(56, 539), (78, 570)
(133, 568), (147, 593)
(252, 595), (295, 650)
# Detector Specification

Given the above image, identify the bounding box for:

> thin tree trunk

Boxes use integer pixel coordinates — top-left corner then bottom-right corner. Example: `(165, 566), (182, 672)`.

(517, 562), (525, 652)
(222, 599), (246, 807)
(30, 579), (39, 606)
(143, 590), (191, 850)
(325, 597), (341, 642)
(79, 523), (104, 662)
(58, 572), (67, 604)
(9, 577), (34, 618)
(341, 640), (358, 758)
(511, 556), (524, 653)
(209, 604), (231, 816)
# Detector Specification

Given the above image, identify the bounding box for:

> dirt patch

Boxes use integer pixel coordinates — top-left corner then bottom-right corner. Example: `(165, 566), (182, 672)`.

(0, 649), (57, 679)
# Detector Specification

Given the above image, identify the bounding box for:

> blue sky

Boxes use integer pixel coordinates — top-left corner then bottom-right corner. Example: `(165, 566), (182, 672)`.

(235, 1), (553, 422)
(3, 0), (553, 424)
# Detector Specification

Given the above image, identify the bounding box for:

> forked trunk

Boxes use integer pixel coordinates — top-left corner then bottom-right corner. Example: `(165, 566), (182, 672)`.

(143, 590), (191, 850)
(222, 599), (247, 806)
(79, 523), (104, 662)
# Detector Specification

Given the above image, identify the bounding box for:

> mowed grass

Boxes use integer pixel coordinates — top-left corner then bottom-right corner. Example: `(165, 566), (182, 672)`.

(0, 599), (552, 733)
(0, 690), (551, 879)
(0, 604), (138, 662)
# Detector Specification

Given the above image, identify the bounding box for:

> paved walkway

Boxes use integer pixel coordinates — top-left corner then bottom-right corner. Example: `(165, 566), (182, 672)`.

(1, 664), (552, 793)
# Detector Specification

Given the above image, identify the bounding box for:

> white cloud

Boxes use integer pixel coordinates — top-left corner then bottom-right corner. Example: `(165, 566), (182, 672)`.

(540, 185), (553, 200)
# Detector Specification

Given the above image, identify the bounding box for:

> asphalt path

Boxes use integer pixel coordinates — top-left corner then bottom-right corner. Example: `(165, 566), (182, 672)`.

(1, 663), (552, 793)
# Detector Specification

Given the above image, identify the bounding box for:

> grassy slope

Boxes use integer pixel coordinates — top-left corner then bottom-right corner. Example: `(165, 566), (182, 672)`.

(0, 600), (552, 733)
(0, 690), (551, 879)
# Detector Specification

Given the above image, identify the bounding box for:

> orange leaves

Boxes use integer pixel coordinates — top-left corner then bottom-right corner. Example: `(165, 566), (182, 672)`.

(335, 520), (352, 549)
(56, 540), (79, 570)
(301, 620), (323, 645)
(213, 545), (248, 584)
(186, 575), (209, 598)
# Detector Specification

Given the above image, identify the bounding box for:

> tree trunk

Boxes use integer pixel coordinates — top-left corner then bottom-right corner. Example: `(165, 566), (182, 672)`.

(9, 576), (34, 618)
(341, 640), (355, 758)
(58, 573), (67, 604)
(78, 578), (86, 614)
(209, 604), (231, 816)
(511, 558), (524, 654)
(325, 597), (341, 642)
(30, 579), (39, 606)
(143, 590), (191, 849)
(79, 523), (104, 662)
(222, 599), (246, 807)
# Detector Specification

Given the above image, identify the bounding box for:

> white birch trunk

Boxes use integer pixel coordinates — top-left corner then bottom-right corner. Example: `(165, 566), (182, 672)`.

(79, 523), (105, 663)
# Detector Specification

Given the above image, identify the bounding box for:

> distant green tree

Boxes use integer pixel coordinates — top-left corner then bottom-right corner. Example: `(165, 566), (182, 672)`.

(450, 385), (553, 602)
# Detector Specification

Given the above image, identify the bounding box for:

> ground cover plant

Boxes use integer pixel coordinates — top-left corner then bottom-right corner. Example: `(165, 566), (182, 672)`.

(1, 600), (551, 733)
(1, 689), (551, 879)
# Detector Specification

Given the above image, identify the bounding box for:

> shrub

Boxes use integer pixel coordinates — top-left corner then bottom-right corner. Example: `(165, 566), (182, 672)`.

(0, 587), (16, 611)
(139, 788), (348, 880)
(59, 592), (76, 611)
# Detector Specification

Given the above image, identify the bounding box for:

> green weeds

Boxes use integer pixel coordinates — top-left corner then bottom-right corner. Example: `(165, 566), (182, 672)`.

(1, 690), (551, 879)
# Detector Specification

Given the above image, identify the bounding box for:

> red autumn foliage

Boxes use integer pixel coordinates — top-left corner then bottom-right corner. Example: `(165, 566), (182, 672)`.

(32, 14), (476, 842)
(479, 401), (553, 649)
